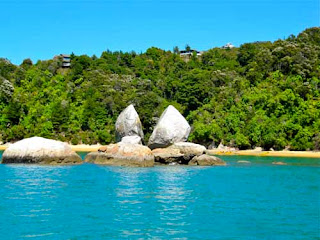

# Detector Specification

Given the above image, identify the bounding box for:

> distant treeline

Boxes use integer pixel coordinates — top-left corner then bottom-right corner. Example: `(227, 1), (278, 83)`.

(0, 27), (319, 150)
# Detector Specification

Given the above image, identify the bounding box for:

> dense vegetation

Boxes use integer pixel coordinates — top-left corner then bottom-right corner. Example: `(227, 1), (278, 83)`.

(0, 27), (319, 150)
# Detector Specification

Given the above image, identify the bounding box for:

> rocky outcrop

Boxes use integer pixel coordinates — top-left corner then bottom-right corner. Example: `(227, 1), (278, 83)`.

(148, 105), (191, 149)
(168, 142), (206, 156)
(151, 148), (187, 164)
(85, 142), (154, 167)
(115, 104), (144, 142)
(188, 155), (226, 166)
(151, 143), (226, 166)
(1, 137), (82, 165)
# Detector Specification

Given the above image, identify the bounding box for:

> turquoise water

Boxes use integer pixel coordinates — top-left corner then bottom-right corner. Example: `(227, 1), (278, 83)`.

(0, 151), (319, 239)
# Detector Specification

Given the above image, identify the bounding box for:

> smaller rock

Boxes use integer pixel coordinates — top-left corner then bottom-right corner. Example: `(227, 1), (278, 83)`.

(272, 161), (287, 165)
(216, 143), (237, 151)
(217, 143), (225, 150)
(188, 155), (226, 166)
(168, 142), (206, 156)
(253, 147), (263, 151)
(84, 152), (100, 162)
(151, 148), (186, 164)
(207, 141), (216, 150)
(284, 146), (290, 151)
(98, 146), (108, 152)
(120, 136), (142, 145)
(169, 162), (178, 166)
(237, 160), (251, 164)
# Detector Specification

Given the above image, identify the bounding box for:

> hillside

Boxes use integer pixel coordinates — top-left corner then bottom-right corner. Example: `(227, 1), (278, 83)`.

(0, 27), (319, 150)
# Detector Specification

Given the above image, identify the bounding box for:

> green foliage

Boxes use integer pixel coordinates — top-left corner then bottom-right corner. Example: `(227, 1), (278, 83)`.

(0, 27), (319, 150)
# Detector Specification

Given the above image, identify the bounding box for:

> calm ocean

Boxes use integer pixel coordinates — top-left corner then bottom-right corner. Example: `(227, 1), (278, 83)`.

(0, 151), (319, 239)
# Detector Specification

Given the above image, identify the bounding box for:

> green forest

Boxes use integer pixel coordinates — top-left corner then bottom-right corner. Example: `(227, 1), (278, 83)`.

(0, 27), (319, 150)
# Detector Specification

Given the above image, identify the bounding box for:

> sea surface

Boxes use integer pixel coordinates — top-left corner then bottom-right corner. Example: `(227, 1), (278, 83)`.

(0, 151), (319, 239)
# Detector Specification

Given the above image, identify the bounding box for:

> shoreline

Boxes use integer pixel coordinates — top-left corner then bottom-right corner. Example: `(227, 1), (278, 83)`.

(206, 149), (320, 158)
(0, 144), (319, 158)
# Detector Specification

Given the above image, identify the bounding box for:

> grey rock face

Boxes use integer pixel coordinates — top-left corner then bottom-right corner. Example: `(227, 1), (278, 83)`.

(148, 105), (191, 149)
(1, 137), (82, 165)
(115, 104), (144, 142)
(120, 136), (142, 145)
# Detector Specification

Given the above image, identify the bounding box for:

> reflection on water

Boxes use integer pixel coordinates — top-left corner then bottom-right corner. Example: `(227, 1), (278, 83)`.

(108, 166), (195, 238)
(0, 160), (319, 239)
(1, 165), (76, 239)
(154, 167), (194, 238)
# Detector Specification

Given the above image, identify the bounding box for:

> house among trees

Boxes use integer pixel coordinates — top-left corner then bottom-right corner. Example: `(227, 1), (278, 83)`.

(222, 43), (235, 49)
(61, 54), (71, 67)
(53, 54), (71, 67)
(179, 49), (203, 57)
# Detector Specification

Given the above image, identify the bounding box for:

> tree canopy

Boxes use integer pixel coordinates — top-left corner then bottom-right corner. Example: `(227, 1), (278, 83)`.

(0, 27), (319, 150)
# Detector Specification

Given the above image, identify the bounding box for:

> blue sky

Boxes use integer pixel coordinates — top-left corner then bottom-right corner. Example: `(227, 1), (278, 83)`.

(1, 0), (319, 65)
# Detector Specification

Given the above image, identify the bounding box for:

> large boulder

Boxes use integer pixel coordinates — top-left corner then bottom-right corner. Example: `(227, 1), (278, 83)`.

(188, 155), (226, 166)
(168, 142), (206, 156)
(85, 143), (154, 167)
(1, 137), (82, 165)
(148, 105), (191, 149)
(115, 104), (144, 142)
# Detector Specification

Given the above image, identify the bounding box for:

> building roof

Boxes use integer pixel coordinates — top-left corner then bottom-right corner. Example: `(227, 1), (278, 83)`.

(222, 43), (235, 49)
(61, 54), (71, 58)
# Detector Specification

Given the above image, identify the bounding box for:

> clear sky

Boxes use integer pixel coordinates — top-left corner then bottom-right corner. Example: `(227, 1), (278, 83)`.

(1, 0), (319, 65)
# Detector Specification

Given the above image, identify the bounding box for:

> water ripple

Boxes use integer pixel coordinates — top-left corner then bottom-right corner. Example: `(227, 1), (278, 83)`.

(0, 162), (318, 239)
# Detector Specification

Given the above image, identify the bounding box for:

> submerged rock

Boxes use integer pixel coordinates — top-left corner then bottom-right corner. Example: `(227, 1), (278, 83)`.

(272, 161), (287, 165)
(148, 105), (191, 149)
(1, 137), (82, 165)
(237, 160), (251, 164)
(115, 104), (144, 142)
(85, 143), (154, 167)
(188, 155), (226, 166)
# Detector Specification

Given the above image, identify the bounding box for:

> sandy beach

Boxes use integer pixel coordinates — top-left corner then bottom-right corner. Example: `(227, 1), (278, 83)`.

(206, 149), (320, 158)
(69, 144), (101, 152)
(0, 145), (7, 151)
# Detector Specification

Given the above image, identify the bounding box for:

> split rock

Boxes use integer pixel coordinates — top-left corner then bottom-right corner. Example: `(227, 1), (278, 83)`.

(148, 105), (191, 149)
(115, 104), (144, 142)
